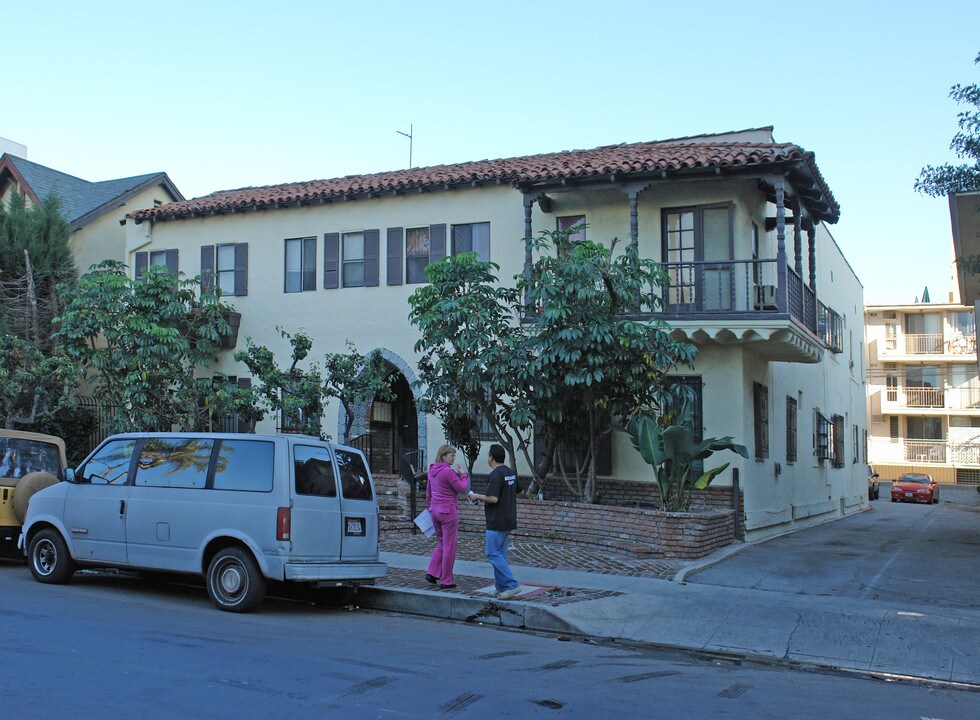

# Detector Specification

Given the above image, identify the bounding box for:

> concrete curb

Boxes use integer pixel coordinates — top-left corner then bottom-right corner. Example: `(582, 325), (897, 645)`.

(357, 586), (582, 636)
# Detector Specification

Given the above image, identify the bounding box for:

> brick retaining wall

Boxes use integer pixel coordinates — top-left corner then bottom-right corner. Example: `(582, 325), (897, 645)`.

(374, 472), (737, 559)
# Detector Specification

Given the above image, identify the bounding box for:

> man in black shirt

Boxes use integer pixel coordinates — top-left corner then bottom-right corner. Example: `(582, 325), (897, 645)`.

(467, 443), (521, 600)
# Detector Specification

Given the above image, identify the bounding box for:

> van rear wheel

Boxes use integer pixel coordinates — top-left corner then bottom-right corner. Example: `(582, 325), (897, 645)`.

(29, 529), (75, 584)
(206, 547), (267, 613)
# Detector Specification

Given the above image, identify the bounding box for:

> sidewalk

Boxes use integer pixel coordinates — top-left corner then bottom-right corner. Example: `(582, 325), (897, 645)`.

(360, 532), (980, 685)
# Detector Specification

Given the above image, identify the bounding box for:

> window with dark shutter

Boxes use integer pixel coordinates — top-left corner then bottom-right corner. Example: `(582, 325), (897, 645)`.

(285, 237), (317, 293)
(451, 222), (491, 261)
(135, 251), (148, 283)
(322, 233), (339, 289)
(201, 245), (215, 292)
(364, 229), (379, 287)
(786, 396), (797, 463)
(753, 382), (769, 460)
(387, 227), (403, 285)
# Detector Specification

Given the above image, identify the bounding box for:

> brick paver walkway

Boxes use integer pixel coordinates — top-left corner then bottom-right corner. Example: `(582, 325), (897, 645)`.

(379, 531), (693, 607)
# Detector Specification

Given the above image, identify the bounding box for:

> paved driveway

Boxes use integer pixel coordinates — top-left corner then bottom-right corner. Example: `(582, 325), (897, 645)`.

(689, 484), (980, 610)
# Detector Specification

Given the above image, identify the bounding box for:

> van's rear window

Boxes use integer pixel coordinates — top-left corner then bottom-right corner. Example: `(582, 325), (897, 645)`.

(0, 438), (63, 480)
(212, 440), (274, 492)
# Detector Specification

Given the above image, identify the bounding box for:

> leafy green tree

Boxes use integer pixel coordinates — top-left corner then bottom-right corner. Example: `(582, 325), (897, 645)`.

(518, 230), (696, 501)
(55, 260), (235, 433)
(323, 341), (396, 443)
(0, 334), (75, 428)
(916, 51), (980, 198)
(408, 252), (536, 479)
(409, 233), (696, 502)
(234, 329), (394, 441)
(0, 192), (76, 351)
(234, 328), (325, 437)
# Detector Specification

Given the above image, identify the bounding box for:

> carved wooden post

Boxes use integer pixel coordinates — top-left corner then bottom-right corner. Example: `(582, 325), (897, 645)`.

(792, 197), (803, 275)
(523, 192), (534, 307)
(775, 177), (788, 313)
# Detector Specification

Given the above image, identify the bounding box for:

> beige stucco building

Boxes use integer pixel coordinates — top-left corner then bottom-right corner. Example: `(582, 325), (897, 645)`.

(865, 299), (980, 484)
(0, 151), (182, 274)
(124, 127), (868, 540)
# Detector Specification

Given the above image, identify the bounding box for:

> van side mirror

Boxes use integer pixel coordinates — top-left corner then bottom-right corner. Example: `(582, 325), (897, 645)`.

(65, 468), (76, 483)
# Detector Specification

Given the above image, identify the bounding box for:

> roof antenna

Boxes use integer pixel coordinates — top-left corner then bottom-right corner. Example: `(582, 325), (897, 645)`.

(396, 124), (413, 169)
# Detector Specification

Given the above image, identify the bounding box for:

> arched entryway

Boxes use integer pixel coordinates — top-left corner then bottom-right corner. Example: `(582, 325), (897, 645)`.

(337, 349), (426, 475)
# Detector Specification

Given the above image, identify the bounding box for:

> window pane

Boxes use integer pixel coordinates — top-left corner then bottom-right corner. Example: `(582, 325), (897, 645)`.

(285, 239), (301, 292)
(150, 250), (168, 267)
(452, 224), (472, 254)
(336, 450), (372, 500)
(406, 227), (430, 256)
(343, 263), (365, 287)
(302, 237), (316, 290)
(294, 445), (337, 497)
(0, 437), (63, 479)
(343, 232), (364, 261)
(136, 438), (213, 488)
(472, 222), (490, 261)
(81, 439), (137, 485)
(218, 270), (235, 296)
(213, 440), (275, 492)
(558, 215), (586, 242)
(217, 245), (235, 271)
(407, 257), (428, 284)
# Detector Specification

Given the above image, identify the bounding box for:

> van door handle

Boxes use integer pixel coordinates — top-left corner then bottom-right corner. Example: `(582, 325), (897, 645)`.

(119, 500), (126, 515)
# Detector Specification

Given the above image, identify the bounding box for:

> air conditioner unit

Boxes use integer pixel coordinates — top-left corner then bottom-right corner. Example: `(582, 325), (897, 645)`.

(757, 284), (778, 310)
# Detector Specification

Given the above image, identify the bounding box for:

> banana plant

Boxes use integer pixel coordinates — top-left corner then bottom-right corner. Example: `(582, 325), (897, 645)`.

(625, 401), (748, 511)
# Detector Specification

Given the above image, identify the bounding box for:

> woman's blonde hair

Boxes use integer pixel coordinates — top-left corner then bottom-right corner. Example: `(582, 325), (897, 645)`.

(436, 445), (456, 463)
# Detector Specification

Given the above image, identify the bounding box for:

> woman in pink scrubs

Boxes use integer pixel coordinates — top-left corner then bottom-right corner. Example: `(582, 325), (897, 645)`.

(425, 445), (469, 589)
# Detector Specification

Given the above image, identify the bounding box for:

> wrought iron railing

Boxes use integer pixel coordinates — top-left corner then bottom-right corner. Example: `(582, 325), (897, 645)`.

(656, 258), (817, 335)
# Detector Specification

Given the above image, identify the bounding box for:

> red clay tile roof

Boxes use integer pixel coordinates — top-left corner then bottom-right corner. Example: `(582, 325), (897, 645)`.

(128, 138), (838, 223)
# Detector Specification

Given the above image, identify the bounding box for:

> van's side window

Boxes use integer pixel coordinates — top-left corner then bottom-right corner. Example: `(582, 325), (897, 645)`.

(80, 439), (137, 485)
(294, 445), (337, 497)
(213, 440), (275, 492)
(337, 450), (372, 500)
(136, 438), (213, 489)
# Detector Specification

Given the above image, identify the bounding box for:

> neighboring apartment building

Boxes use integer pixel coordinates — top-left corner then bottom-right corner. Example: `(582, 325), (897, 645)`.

(123, 127), (867, 540)
(0, 151), (183, 273)
(866, 299), (980, 484)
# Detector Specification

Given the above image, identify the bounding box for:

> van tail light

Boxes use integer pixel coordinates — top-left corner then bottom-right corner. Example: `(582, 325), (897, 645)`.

(277, 507), (291, 541)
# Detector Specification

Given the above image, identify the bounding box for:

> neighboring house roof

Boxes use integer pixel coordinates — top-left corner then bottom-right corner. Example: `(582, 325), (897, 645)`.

(0, 154), (184, 232)
(128, 129), (840, 225)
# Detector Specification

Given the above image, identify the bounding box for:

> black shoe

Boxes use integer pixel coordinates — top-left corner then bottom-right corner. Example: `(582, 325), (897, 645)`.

(425, 574), (438, 584)
(440, 583), (457, 590)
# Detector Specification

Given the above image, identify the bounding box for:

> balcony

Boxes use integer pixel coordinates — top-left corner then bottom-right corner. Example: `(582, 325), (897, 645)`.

(650, 259), (824, 364)
(882, 383), (980, 412)
(879, 333), (976, 359)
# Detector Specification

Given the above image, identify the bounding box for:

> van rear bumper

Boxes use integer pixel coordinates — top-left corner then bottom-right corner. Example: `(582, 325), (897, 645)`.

(284, 561), (388, 582)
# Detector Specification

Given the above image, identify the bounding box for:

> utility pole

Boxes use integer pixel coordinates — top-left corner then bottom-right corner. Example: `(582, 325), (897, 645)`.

(396, 124), (413, 169)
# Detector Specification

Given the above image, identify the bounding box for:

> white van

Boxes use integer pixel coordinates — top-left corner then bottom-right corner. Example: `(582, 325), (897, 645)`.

(19, 432), (387, 612)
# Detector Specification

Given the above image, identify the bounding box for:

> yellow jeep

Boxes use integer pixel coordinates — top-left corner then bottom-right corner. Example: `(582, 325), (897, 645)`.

(0, 429), (66, 559)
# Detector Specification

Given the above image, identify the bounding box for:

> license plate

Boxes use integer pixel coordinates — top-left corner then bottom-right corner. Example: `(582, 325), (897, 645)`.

(905, 493), (913, 497)
(345, 517), (365, 536)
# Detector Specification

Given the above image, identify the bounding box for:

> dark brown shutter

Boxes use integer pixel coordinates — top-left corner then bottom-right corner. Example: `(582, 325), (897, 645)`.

(135, 251), (148, 283)
(323, 233), (339, 289)
(234, 243), (248, 296)
(165, 249), (179, 275)
(429, 224), (446, 263)
(201, 245), (215, 292)
(387, 227), (403, 285)
(364, 229), (380, 287)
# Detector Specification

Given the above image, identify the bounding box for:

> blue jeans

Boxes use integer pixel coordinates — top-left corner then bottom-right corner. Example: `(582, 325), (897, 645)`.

(485, 530), (518, 592)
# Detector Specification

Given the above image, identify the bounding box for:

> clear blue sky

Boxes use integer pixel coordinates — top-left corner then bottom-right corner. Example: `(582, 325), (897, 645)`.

(4, 0), (978, 304)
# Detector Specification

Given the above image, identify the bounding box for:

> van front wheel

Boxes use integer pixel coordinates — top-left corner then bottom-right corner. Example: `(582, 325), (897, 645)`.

(29, 529), (76, 584)
(206, 548), (267, 613)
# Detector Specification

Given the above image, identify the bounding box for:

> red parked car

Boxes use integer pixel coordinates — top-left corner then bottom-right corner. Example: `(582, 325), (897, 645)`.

(890, 473), (940, 504)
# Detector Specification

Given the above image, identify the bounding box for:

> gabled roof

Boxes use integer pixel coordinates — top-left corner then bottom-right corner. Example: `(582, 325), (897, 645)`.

(128, 128), (839, 225)
(0, 154), (183, 232)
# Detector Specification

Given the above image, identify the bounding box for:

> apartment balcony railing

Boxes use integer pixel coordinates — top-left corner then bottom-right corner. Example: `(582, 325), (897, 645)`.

(880, 333), (976, 357)
(881, 384), (980, 410)
(870, 437), (947, 464)
(656, 258), (817, 335)
(903, 387), (945, 408)
(904, 334), (944, 354)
